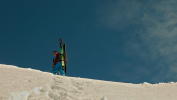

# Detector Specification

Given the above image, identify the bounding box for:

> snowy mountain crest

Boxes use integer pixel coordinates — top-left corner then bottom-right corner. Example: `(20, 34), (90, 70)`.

(0, 64), (177, 100)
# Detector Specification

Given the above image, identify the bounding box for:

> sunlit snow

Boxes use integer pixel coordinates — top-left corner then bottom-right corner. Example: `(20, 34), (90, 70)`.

(0, 64), (177, 100)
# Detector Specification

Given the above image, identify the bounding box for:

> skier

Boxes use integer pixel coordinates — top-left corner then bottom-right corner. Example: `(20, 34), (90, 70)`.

(52, 50), (65, 75)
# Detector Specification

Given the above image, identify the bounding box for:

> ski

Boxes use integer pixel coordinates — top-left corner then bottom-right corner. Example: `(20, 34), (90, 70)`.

(63, 43), (67, 73)
(58, 38), (67, 74)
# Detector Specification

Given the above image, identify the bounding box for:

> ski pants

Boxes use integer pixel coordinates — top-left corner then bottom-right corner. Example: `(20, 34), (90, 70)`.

(52, 62), (65, 76)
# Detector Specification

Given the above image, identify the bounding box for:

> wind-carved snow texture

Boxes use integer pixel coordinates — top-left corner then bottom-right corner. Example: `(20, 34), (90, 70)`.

(9, 86), (52, 100)
(1, 64), (177, 100)
(47, 76), (100, 100)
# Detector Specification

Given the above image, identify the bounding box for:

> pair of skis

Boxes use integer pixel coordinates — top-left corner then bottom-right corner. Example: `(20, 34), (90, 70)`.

(59, 39), (67, 74)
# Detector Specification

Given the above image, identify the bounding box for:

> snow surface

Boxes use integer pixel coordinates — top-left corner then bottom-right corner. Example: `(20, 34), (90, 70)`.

(0, 64), (177, 100)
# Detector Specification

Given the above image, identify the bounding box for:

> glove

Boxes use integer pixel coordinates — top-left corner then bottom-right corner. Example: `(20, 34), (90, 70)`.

(52, 64), (55, 68)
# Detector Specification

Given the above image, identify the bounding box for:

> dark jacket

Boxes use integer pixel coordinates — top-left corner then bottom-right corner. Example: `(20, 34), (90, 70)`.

(53, 52), (61, 65)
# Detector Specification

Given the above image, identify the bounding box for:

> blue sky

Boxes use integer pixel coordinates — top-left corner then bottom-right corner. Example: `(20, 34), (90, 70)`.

(1, 0), (177, 83)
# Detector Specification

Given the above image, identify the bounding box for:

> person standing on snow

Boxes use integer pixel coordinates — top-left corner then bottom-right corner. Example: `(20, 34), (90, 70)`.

(52, 50), (65, 75)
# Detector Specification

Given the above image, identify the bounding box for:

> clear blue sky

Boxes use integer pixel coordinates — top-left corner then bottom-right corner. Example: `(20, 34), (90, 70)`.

(1, 0), (177, 83)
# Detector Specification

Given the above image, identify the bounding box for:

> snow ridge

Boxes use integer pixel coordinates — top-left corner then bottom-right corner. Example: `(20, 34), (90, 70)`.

(1, 64), (177, 100)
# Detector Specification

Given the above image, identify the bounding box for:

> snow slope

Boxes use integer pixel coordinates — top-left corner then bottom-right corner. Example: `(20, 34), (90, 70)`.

(0, 64), (177, 100)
